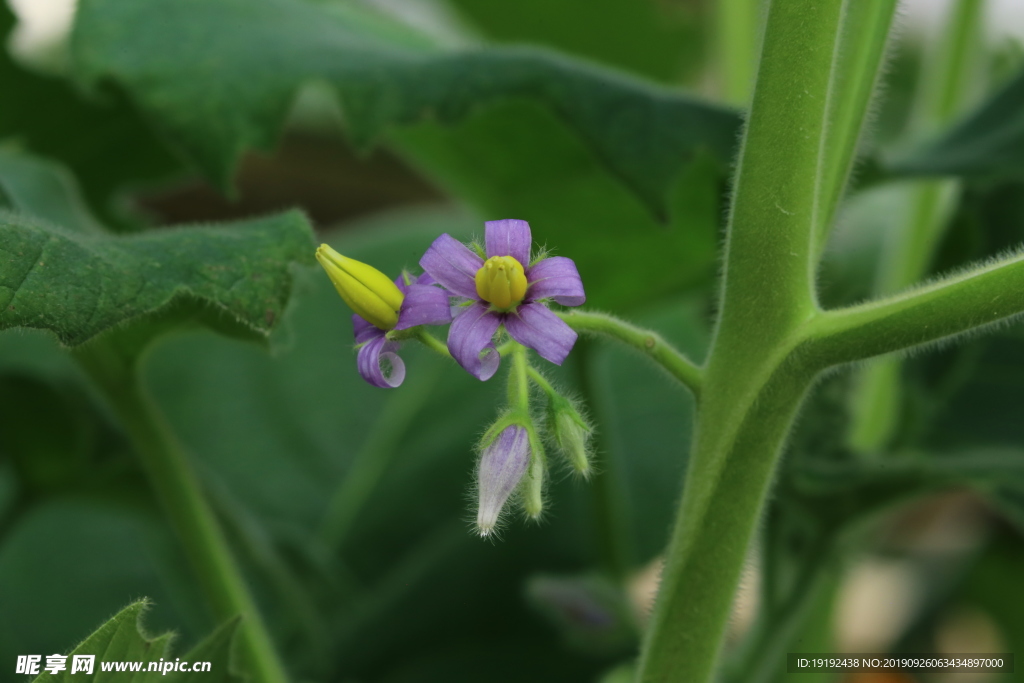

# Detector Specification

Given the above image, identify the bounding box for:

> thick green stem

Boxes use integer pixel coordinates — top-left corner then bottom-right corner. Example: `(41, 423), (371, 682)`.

(639, 367), (813, 683)
(713, 0), (762, 105)
(638, 0), (897, 679)
(848, 0), (984, 452)
(640, 0), (842, 658)
(76, 345), (288, 683)
(557, 310), (702, 396)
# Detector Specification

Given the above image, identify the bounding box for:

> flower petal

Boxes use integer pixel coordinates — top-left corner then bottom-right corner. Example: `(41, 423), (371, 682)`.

(394, 283), (453, 330)
(485, 219), (532, 265)
(356, 334), (406, 388)
(419, 233), (483, 299)
(505, 302), (578, 365)
(448, 301), (502, 381)
(477, 425), (531, 536)
(526, 256), (586, 306)
(353, 314), (380, 344)
(415, 272), (437, 287)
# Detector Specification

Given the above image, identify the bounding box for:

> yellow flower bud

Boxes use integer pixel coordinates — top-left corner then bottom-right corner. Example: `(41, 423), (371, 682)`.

(475, 255), (528, 311)
(316, 244), (404, 330)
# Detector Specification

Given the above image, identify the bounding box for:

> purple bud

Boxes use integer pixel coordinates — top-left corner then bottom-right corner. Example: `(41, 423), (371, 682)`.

(476, 425), (531, 536)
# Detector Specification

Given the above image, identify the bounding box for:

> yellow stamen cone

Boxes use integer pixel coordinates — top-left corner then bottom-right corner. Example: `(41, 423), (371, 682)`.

(475, 255), (528, 311)
(316, 244), (404, 329)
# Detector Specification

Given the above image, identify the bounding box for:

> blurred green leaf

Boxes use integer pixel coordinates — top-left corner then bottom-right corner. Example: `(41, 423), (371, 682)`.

(30, 601), (240, 683)
(0, 2), (180, 223)
(164, 618), (243, 683)
(0, 207), (314, 346)
(0, 375), (109, 499)
(893, 66), (1024, 179)
(71, 0), (739, 220)
(0, 149), (104, 234)
(446, 0), (705, 84)
(393, 108), (724, 310)
(32, 601), (171, 683)
(0, 498), (202, 669)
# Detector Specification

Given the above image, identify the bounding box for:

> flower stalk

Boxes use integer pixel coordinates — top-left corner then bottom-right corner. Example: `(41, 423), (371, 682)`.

(557, 310), (702, 397)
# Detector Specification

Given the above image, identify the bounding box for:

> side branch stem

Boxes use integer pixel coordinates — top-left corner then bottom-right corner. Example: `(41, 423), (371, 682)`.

(807, 252), (1024, 365)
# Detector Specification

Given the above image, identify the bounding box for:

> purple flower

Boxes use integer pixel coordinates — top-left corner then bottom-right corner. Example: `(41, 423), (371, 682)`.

(477, 425), (532, 536)
(420, 219), (586, 380)
(353, 272), (451, 388)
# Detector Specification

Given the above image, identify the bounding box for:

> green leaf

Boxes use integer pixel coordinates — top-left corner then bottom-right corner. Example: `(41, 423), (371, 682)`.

(0, 3), (181, 223)
(165, 618), (243, 683)
(446, 0), (705, 84)
(0, 375), (102, 498)
(32, 601), (170, 683)
(0, 208), (315, 346)
(392, 108), (724, 310)
(70, 0), (739, 219)
(0, 148), (104, 234)
(892, 66), (1024, 179)
(29, 601), (241, 683)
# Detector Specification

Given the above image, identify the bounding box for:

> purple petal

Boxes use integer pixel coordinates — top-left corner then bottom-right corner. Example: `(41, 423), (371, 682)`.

(485, 219), (531, 265)
(415, 272), (437, 286)
(477, 425), (531, 535)
(353, 314), (382, 344)
(394, 283), (453, 330)
(504, 302), (578, 366)
(526, 256), (586, 306)
(448, 301), (502, 381)
(356, 335), (406, 388)
(419, 234), (483, 299)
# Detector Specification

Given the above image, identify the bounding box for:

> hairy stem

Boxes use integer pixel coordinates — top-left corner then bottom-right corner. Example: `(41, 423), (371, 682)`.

(557, 310), (702, 396)
(75, 344), (288, 683)
(508, 341), (530, 412)
(807, 250), (1024, 364)
(638, 0), (899, 680)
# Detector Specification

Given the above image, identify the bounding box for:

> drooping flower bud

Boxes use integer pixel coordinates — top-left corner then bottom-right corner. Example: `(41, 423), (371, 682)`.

(549, 396), (593, 476)
(476, 424), (531, 536)
(475, 255), (528, 311)
(316, 244), (404, 330)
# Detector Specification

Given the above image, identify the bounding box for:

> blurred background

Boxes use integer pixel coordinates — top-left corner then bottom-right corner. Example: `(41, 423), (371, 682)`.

(2, 1), (1024, 682)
